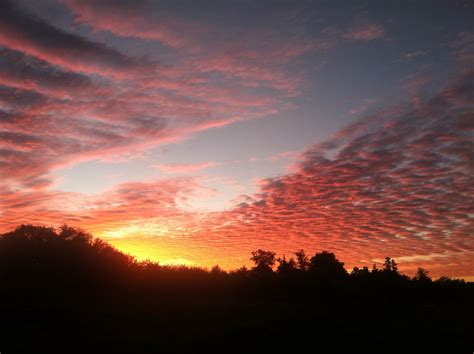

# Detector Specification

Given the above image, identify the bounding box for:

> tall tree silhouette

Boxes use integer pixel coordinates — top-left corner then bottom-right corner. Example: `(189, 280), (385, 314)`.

(413, 267), (432, 283)
(294, 249), (309, 271)
(383, 257), (399, 273)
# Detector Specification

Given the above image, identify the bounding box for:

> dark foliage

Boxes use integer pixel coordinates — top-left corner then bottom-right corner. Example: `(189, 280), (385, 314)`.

(0, 225), (472, 353)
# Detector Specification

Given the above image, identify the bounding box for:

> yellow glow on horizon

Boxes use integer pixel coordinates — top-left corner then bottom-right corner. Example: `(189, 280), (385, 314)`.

(99, 222), (171, 239)
(107, 239), (194, 266)
(97, 226), (196, 267)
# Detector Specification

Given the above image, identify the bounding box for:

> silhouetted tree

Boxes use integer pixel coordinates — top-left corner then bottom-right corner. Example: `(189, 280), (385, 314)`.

(371, 263), (381, 275)
(309, 251), (347, 279)
(0, 224), (134, 289)
(351, 266), (370, 278)
(383, 257), (398, 273)
(231, 265), (250, 279)
(211, 265), (227, 276)
(250, 249), (276, 273)
(435, 276), (465, 286)
(294, 249), (309, 271)
(413, 267), (432, 283)
(58, 224), (92, 244)
(276, 255), (297, 275)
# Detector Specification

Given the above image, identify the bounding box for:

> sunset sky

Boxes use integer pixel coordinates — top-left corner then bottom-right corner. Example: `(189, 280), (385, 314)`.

(0, 0), (473, 278)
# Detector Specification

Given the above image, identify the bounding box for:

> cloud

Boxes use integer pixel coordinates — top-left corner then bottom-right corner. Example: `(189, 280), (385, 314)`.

(197, 71), (474, 276)
(0, 177), (200, 235)
(2, 71), (471, 277)
(0, 48), (97, 96)
(451, 31), (474, 67)
(403, 50), (426, 60)
(61, 0), (331, 94)
(343, 22), (385, 41)
(0, 1), (152, 77)
(61, 0), (204, 48)
(0, 0), (322, 191)
(1, 1), (472, 277)
(154, 162), (219, 174)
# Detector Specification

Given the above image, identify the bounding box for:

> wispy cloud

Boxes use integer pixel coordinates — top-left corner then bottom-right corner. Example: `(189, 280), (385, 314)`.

(0, 1), (153, 77)
(343, 22), (385, 41)
(1, 0), (317, 191)
(154, 162), (219, 174)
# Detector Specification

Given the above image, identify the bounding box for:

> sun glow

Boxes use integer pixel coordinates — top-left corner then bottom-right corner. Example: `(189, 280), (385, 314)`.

(99, 222), (172, 239)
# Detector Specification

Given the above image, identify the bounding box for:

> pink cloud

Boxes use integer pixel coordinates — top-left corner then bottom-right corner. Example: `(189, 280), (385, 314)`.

(0, 14), (298, 191)
(0, 177), (200, 234)
(61, 0), (333, 95)
(62, 0), (206, 49)
(0, 1), (317, 195)
(154, 162), (219, 174)
(0, 1), (155, 77)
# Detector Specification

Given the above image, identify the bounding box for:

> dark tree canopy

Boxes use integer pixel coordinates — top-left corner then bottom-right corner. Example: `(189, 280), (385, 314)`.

(276, 255), (297, 274)
(0, 224), (134, 287)
(309, 251), (347, 279)
(250, 249), (276, 273)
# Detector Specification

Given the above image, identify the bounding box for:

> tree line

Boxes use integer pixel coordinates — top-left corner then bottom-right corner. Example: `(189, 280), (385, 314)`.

(0, 224), (465, 287)
(0, 224), (471, 353)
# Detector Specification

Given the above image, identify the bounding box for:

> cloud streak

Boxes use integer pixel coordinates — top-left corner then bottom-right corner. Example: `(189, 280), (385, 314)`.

(62, 0), (205, 48)
(343, 22), (385, 41)
(0, 1), (153, 77)
(154, 162), (218, 174)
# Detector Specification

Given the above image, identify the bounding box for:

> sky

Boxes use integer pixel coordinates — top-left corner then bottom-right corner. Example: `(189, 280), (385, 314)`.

(0, 0), (473, 278)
